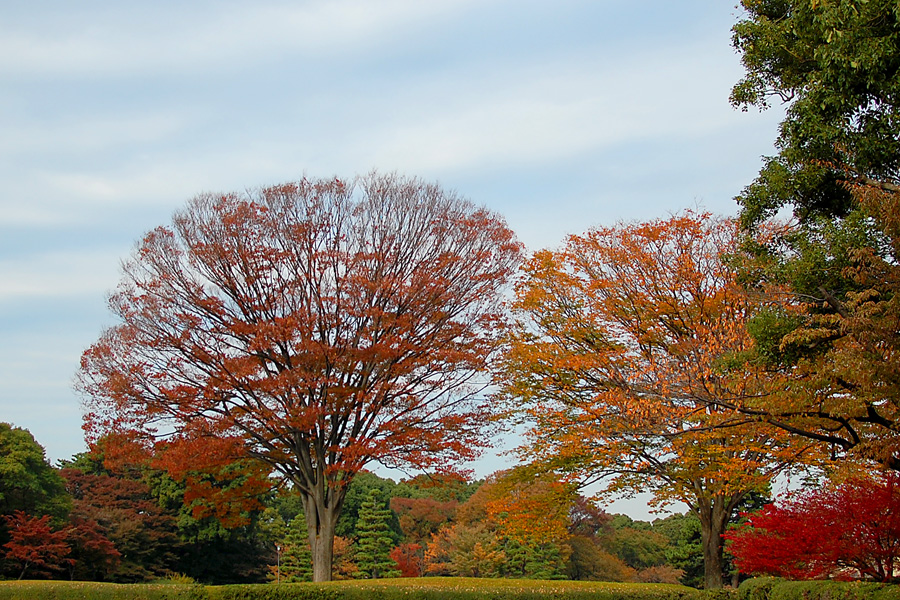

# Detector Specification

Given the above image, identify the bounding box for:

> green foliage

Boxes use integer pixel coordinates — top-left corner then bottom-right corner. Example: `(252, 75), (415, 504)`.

(736, 579), (900, 600)
(732, 0), (900, 225)
(657, 515), (703, 589)
(737, 578), (784, 600)
(0, 578), (704, 600)
(354, 489), (399, 579)
(0, 580), (206, 600)
(566, 536), (632, 582)
(335, 472), (401, 542)
(278, 516), (312, 583)
(503, 539), (569, 580)
(605, 517), (668, 571)
(0, 423), (70, 524)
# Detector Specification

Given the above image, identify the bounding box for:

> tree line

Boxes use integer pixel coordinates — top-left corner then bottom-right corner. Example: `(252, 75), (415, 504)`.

(4, 0), (900, 588)
(0, 423), (727, 585)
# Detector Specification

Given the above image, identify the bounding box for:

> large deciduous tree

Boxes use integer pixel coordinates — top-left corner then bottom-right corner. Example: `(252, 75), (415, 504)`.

(78, 173), (522, 581)
(499, 212), (809, 588)
(729, 0), (900, 470)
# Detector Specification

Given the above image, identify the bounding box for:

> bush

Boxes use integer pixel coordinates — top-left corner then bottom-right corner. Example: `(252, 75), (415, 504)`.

(738, 578), (783, 600)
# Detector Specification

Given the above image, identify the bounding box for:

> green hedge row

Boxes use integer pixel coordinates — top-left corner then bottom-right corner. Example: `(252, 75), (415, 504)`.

(0, 578), (702, 600)
(738, 578), (900, 600)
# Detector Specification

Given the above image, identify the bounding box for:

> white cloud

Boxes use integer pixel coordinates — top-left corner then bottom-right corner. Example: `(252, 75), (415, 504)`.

(0, 249), (122, 301)
(360, 45), (747, 174)
(0, 0), (482, 78)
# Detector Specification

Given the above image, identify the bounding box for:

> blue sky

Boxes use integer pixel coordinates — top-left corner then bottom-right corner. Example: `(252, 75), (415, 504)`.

(1, 1), (785, 517)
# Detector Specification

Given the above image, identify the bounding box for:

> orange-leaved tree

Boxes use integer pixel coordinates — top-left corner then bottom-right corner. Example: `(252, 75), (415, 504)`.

(78, 173), (523, 581)
(498, 211), (814, 588)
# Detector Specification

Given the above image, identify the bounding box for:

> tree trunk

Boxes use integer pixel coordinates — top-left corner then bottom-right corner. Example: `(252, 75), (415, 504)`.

(301, 482), (347, 582)
(310, 516), (336, 583)
(696, 499), (730, 589)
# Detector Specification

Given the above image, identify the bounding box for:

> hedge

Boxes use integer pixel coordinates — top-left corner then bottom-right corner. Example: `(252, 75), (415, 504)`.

(738, 579), (900, 600)
(0, 580), (205, 600)
(0, 578), (702, 600)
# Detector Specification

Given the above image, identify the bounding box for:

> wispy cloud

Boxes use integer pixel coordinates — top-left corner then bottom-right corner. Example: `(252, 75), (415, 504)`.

(0, 0), (482, 78)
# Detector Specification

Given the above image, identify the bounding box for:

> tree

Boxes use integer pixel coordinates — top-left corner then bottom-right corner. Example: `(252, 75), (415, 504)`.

(60, 468), (179, 582)
(725, 472), (900, 582)
(732, 0), (900, 227)
(0, 423), (70, 524)
(64, 515), (120, 582)
(278, 515), (313, 582)
(727, 1), (900, 471)
(355, 488), (400, 579)
(77, 173), (523, 581)
(390, 496), (457, 547)
(499, 212), (810, 588)
(2, 511), (73, 580)
(389, 543), (423, 577)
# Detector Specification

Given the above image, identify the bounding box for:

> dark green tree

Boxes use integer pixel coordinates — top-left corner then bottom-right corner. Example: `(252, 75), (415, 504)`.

(727, 0), (900, 472)
(355, 489), (399, 579)
(0, 423), (70, 523)
(732, 0), (900, 227)
(278, 515), (313, 582)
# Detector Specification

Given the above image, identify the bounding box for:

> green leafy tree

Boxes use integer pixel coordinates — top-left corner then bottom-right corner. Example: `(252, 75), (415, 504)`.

(355, 489), (400, 579)
(0, 424), (70, 524)
(728, 0), (900, 471)
(732, 0), (900, 226)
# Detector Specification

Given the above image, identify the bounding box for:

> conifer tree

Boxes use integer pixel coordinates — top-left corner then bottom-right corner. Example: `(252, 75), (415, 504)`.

(355, 489), (399, 579)
(279, 515), (313, 582)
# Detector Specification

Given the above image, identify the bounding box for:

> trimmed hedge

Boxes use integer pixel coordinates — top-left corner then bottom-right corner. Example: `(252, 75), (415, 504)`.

(0, 581), (205, 600)
(207, 578), (702, 600)
(1, 578), (702, 600)
(738, 579), (900, 600)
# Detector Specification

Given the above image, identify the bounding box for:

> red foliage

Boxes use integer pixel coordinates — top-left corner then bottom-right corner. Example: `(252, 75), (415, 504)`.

(60, 468), (178, 581)
(390, 497), (457, 545)
(389, 543), (423, 577)
(2, 511), (73, 580)
(77, 174), (523, 580)
(726, 473), (900, 582)
(65, 516), (121, 580)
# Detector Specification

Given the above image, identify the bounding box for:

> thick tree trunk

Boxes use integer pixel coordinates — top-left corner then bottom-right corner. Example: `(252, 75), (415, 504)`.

(303, 491), (342, 582)
(298, 475), (349, 583)
(696, 499), (730, 589)
(309, 516), (336, 583)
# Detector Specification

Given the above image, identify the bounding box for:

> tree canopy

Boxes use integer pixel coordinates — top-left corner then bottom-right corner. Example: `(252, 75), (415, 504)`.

(77, 172), (523, 581)
(728, 0), (900, 471)
(498, 212), (808, 588)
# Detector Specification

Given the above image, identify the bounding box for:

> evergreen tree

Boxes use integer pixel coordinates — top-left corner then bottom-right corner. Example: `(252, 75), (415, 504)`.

(278, 515), (312, 582)
(355, 489), (399, 579)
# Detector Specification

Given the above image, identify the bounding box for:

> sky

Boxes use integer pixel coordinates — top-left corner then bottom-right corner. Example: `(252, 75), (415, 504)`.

(1, 1), (786, 519)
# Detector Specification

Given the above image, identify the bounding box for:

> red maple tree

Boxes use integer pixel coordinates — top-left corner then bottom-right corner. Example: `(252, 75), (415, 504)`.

(389, 543), (423, 577)
(3, 511), (73, 580)
(726, 473), (900, 582)
(77, 173), (523, 581)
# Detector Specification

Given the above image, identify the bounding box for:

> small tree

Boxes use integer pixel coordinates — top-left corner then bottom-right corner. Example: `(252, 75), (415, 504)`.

(2, 511), (73, 580)
(726, 473), (900, 582)
(355, 489), (400, 579)
(278, 515), (313, 582)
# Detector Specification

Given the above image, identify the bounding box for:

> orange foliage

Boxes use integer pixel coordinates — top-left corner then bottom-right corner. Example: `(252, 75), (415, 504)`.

(499, 211), (814, 588)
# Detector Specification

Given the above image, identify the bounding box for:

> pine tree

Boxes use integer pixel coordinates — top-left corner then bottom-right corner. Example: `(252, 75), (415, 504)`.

(279, 515), (312, 582)
(355, 489), (399, 579)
